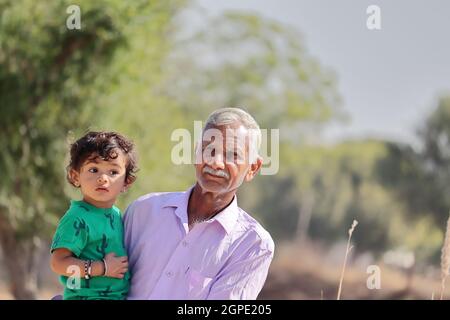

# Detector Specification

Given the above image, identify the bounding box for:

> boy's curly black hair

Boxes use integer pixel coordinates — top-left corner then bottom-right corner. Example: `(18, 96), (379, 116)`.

(67, 131), (138, 187)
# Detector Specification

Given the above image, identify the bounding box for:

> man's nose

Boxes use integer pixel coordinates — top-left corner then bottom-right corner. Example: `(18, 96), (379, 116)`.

(208, 153), (225, 170)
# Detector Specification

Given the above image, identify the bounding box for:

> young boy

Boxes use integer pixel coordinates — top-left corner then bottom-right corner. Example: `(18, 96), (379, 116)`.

(50, 131), (138, 300)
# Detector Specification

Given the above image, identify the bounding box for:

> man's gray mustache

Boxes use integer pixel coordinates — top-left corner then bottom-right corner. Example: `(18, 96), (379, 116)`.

(202, 166), (230, 179)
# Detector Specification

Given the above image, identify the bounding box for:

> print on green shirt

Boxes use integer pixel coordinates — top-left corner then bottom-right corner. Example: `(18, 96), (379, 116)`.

(50, 200), (130, 300)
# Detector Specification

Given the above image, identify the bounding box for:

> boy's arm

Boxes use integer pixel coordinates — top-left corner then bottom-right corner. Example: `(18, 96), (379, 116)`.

(50, 248), (128, 279)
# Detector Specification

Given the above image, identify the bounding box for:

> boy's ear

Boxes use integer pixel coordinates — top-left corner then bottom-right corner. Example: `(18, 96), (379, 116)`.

(122, 177), (135, 193)
(69, 169), (81, 187)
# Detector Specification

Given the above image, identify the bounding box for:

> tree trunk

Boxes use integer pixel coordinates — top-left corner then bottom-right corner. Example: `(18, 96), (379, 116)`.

(295, 192), (315, 245)
(0, 207), (37, 300)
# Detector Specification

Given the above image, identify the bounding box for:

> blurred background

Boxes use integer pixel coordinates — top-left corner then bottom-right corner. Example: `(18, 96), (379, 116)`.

(1, 0), (450, 299)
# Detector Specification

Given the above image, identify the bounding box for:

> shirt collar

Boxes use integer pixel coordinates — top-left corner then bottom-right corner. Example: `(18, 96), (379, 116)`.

(209, 195), (239, 235)
(161, 186), (192, 225)
(71, 200), (118, 214)
(162, 185), (239, 235)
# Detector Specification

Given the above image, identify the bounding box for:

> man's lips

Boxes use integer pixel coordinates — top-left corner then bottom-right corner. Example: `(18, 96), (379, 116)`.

(204, 172), (225, 179)
(202, 166), (230, 179)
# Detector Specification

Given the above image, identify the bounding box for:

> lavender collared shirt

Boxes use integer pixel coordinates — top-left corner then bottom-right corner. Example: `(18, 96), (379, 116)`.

(123, 187), (275, 300)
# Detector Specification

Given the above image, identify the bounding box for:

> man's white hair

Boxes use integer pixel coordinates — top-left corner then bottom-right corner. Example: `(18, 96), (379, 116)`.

(204, 107), (262, 151)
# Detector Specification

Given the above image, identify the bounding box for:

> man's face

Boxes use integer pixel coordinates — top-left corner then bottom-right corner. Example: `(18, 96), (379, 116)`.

(195, 121), (262, 194)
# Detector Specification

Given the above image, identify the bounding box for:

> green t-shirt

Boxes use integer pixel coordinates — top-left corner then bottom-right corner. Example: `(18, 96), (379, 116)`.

(50, 200), (130, 300)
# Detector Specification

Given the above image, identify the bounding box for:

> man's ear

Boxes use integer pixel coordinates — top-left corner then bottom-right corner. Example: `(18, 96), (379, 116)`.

(69, 169), (81, 187)
(244, 156), (263, 182)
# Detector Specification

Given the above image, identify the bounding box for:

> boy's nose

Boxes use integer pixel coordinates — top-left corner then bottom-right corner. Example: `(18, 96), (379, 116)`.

(97, 175), (108, 184)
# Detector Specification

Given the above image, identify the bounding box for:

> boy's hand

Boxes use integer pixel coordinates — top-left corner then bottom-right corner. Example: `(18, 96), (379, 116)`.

(104, 252), (128, 279)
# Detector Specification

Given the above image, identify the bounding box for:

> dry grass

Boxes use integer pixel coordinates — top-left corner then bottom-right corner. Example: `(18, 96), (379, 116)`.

(440, 213), (450, 300)
(337, 220), (358, 300)
(0, 284), (10, 299)
(259, 241), (450, 300)
(2, 229), (450, 300)
(0, 284), (59, 300)
(0, 272), (62, 300)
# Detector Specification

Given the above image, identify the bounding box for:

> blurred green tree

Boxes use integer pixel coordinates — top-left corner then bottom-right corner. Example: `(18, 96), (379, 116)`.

(0, 0), (185, 299)
(377, 98), (450, 221)
(164, 11), (346, 138)
(378, 97), (450, 226)
(418, 96), (450, 225)
(375, 96), (450, 262)
(248, 139), (443, 264)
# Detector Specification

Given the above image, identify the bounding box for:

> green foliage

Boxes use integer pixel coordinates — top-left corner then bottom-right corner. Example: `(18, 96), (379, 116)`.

(244, 139), (447, 264)
(0, 0), (183, 298)
(0, 0), (187, 241)
(374, 97), (450, 262)
(164, 11), (346, 139)
(1, 0), (130, 239)
(419, 97), (450, 224)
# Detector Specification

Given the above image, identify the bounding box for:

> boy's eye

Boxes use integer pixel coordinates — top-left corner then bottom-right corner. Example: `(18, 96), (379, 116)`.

(88, 168), (98, 173)
(110, 170), (119, 175)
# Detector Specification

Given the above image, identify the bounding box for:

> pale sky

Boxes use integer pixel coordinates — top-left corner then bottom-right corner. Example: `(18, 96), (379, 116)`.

(196, 0), (450, 145)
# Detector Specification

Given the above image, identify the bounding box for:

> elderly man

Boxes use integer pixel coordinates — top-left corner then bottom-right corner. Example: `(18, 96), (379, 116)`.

(124, 107), (274, 299)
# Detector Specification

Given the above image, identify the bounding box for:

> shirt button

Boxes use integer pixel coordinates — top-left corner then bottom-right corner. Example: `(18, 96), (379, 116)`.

(166, 271), (173, 278)
(182, 240), (188, 247)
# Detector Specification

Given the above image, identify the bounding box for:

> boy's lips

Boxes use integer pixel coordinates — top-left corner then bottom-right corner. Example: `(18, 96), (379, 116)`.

(95, 187), (109, 192)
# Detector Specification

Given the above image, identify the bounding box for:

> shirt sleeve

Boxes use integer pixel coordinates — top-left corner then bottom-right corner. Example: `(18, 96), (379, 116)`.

(50, 214), (89, 257)
(206, 238), (275, 300)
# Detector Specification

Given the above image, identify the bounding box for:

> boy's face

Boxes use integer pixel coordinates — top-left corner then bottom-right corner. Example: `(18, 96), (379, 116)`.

(70, 150), (129, 208)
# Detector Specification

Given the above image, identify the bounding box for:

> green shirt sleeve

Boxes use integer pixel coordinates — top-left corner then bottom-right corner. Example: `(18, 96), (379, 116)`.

(51, 213), (89, 257)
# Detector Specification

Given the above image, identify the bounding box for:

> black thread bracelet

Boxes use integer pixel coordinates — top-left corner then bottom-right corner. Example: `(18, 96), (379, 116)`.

(84, 260), (92, 280)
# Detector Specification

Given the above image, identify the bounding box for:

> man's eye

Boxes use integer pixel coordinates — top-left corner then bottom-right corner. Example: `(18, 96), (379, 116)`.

(227, 151), (239, 158)
(88, 168), (98, 173)
(204, 146), (216, 156)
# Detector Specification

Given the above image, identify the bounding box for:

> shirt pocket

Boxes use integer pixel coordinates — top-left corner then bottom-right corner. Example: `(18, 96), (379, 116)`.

(187, 268), (213, 300)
